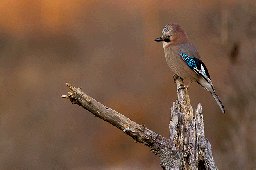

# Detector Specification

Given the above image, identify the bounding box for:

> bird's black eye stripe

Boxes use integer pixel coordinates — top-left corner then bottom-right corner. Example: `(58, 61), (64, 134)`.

(163, 35), (171, 42)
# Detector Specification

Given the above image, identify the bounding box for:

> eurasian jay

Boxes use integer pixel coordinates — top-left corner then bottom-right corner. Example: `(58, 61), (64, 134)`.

(155, 23), (225, 113)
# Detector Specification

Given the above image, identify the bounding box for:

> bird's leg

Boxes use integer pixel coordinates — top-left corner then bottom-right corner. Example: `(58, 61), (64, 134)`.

(184, 81), (192, 89)
(173, 74), (186, 91)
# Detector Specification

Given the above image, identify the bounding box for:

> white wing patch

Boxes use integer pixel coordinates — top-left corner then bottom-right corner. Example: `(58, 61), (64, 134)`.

(200, 64), (206, 75)
(194, 65), (214, 91)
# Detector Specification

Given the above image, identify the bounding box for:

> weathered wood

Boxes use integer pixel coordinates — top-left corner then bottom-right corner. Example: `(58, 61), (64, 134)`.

(170, 75), (218, 170)
(62, 77), (217, 169)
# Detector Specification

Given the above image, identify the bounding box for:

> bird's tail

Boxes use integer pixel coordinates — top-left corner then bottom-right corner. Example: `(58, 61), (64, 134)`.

(210, 91), (225, 113)
(197, 78), (225, 113)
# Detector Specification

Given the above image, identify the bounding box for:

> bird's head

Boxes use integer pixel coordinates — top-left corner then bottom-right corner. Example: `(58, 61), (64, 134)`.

(155, 23), (189, 47)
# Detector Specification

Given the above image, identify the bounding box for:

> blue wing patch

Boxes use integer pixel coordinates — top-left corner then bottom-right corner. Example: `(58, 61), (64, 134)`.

(180, 53), (197, 69)
(180, 52), (210, 78)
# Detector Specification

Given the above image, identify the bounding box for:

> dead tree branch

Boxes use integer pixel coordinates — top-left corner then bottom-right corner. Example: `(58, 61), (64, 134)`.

(62, 76), (218, 169)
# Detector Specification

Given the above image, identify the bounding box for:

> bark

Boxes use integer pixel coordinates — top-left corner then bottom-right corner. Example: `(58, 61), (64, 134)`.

(62, 76), (217, 169)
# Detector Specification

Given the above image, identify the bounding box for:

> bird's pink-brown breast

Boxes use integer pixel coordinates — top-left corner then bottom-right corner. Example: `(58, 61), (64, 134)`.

(164, 43), (201, 82)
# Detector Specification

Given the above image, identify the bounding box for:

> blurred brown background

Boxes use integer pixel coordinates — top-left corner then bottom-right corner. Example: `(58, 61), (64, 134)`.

(0, 0), (256, 169)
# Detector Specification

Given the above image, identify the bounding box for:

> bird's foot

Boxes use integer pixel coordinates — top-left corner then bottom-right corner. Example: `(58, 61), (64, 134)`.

(177, 85), (186, 91)
(177, 82), (191, 91)
(173, 74), (183, 82)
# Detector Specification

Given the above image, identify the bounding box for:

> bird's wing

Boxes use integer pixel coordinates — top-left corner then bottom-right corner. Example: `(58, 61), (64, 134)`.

(178, 44), (212, 84)
(178, 44), (225, 113)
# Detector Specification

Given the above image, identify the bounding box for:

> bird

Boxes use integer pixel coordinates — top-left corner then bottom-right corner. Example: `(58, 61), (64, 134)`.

(155, 23), (225, 113)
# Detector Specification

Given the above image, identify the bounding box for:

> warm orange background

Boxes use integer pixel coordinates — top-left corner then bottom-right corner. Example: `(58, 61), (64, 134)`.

(1, 0), (256, 169)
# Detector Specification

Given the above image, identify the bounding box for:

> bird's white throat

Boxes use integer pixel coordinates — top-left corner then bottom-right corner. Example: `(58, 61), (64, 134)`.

(163, 42), (169, 49)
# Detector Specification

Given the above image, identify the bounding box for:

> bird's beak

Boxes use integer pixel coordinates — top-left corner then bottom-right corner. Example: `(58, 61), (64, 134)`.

(155, 37), (164, 42)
